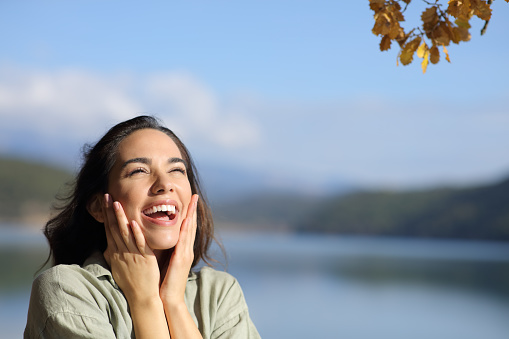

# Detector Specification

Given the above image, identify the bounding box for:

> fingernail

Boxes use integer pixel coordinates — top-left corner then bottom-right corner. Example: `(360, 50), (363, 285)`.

(104, 194), (110, 206)
(113, 201), (120, 211)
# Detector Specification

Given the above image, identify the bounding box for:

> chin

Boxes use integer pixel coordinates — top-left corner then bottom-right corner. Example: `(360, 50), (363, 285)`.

(146, 234), (179, 250)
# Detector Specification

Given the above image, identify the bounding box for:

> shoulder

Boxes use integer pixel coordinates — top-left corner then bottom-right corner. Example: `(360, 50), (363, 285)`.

(187, 267), (261, 338)
(194, 266), (237, 286)
(25, 263), (120, 338)
(30, 265), (103, 316)
(29, 254), (116, 315)
(30, 264), (90, 313)
(35, 261), (100, 284)
(192, 267), (242, 300)
(189, 266), (248, 315)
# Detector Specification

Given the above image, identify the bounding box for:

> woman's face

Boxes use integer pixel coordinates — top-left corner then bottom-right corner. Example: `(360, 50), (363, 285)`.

(107, 128), (192, 251)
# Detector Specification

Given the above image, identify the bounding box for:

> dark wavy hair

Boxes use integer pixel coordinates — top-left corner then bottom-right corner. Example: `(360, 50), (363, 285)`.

(44, 115), (220, 268)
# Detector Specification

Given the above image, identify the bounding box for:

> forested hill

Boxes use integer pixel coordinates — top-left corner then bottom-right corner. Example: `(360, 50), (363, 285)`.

(0, 157), (72, 224)
(2, 156), (508, 241)
(215, 176), (509, 241)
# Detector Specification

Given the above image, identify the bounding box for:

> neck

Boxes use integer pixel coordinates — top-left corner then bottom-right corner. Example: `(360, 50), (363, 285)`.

(154, 249), (171, 274)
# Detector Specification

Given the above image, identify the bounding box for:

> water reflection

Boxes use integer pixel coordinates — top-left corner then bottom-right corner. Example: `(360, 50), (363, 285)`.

(220, 232), (509, 339)
(2, 228), (509, 339)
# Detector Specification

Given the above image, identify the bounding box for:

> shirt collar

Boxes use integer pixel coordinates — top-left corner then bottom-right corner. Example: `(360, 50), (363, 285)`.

(82, 251), (199, 285)
(83, 251), (118, 287)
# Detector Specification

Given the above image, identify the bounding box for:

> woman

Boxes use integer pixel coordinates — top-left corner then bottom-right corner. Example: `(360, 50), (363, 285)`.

(24, 116), (260, 338)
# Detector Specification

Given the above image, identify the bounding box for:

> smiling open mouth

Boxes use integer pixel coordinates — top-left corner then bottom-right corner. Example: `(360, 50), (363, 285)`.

(142, 205), (177, 221)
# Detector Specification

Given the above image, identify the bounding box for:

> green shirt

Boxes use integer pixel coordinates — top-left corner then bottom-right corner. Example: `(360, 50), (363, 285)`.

(24, 252), (261, 339)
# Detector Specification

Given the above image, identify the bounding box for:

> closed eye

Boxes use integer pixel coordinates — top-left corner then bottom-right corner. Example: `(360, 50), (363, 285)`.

(128, 167), (149, 176)
(170, 167), (186, 175)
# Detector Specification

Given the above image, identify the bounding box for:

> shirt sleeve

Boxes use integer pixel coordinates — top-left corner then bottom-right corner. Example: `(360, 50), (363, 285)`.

(27, 312), (117, 339)
(210, 277), (261, 339)
(24, 266), (118, 339)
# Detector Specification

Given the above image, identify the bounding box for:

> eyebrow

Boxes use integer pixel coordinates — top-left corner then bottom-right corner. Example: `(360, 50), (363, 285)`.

(121, 157), (187, 169)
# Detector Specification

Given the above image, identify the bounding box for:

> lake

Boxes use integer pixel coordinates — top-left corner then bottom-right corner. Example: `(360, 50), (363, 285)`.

(2, 226), (509, 339)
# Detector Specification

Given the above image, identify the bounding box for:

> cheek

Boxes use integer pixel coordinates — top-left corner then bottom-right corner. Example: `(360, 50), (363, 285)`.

(108, 186), (140, 219)
(176, 180), (193, 213)
(182, 183), (193, 202)
(174, 176), (192, 196)
(108, 185), (128, 204)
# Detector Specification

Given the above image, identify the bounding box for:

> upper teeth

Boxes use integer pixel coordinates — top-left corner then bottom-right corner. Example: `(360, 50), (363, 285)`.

(143, 205), (176, 215)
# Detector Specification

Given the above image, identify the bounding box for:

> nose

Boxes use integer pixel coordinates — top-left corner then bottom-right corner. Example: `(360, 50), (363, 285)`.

(151, 173), (174, 195)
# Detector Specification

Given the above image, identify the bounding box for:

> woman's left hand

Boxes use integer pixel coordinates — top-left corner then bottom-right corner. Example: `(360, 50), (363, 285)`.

(159, 194), (199, 306)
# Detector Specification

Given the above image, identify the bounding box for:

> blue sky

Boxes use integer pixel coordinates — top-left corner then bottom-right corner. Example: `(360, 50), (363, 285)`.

(1, 1), (508, 194)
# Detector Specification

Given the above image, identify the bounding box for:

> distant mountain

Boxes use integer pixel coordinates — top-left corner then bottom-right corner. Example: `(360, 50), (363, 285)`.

(197, 162), (356, 204)
(212, 192), (330, 232)
(4, 155), (507, 241)
(215, 176), (509, 241)
(0, 155), (355, 225)
(0, 156), (73, 224)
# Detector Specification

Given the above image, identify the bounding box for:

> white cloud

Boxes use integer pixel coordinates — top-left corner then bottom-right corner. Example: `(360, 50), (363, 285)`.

(0, 64), (507, 189)
(0, 66), (139, 140)
(0, 65), (261, 154)
(143, 72), (260, 149)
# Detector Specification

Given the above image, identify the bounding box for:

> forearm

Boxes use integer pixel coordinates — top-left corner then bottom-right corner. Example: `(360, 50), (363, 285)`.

(164, 301), (203, 339)
(160, 195), (202, 338)
(129, 297), (171, 339)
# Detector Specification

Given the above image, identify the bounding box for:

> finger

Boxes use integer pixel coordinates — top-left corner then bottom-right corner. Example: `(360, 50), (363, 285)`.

(131, 220), (153, 256)
(179, 195), (199, 251)
(112, 201), (139, 253)
(102, 193), (120, 252)
(185, 194), (199, 220)
(188, 195), (199, 248)
(104, 195), (130, 252)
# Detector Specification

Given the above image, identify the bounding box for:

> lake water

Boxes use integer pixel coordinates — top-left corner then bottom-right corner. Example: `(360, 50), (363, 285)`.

(2, 227), (509, 339)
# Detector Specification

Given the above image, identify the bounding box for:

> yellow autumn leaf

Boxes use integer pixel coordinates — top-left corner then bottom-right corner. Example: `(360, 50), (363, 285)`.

(443, 45), (451, 63)
(388, 21), (402, 39)
(380, 35), (392, 51)
(421, 7), (439, 32)
(416, 42), (428, 58)
(395, 28), (412, 48)
(370, 0), (499, 73)
(450, 25), (462, 44)
(432, 22), (452, 46)
(461, 0), (474, 18)
(430, 46), (440, 64)
(372, 12), (392, 36)
(471, 0), (492, 21)
(421, 50), (430, 74)
(454, 26), (471, 42)
(389, 2), (405, 22)
(447, 0), (461, 18)
(455, 18), (471, 29)
(369, 0), (385, 13)
(400, 37), (421, 65)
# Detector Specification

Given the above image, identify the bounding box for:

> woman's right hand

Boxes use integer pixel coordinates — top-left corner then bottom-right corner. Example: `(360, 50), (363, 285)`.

(101, 193), (161, 304)
(102, 193), (170, 338)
